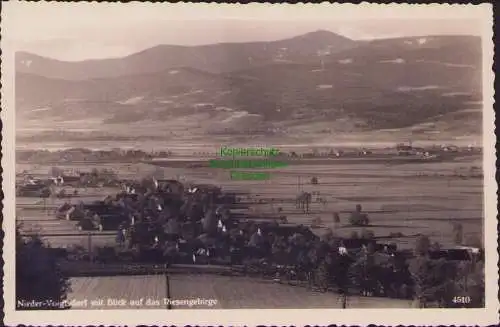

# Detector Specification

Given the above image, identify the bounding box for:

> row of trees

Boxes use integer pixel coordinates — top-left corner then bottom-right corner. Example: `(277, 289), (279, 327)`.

(309, 232), (484, 308)
(410, 235), (484, 308)
(18, 148), (153, 164)
(15, 229), (484, 309)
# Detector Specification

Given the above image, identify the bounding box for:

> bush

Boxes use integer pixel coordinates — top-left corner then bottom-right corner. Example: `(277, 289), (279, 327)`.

(94, 246), (118, 263)
(349, 212), (369, 226)
(431, 242), (442, 251)
(361, 229), (375, 239)
(320, 228), (335, 242)
(350, 231), (360, 239)
(464, 235), (482, 248)
(414, 235), (431, 256)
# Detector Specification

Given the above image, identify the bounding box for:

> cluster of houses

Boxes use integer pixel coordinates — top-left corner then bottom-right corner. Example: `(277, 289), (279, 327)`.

(53, 177), (483, 266)
(396, 142), (481, 157)
(16, 169), (123, 198)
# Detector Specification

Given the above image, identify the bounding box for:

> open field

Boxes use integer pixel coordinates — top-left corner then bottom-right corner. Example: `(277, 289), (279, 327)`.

(67, 275), (413, 309)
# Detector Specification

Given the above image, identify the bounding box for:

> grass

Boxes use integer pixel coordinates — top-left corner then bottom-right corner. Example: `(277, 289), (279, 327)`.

(67, 274), (413, 309)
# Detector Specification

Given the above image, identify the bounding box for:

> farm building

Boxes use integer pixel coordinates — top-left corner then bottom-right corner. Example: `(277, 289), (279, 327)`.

(396, 145), (414, 156)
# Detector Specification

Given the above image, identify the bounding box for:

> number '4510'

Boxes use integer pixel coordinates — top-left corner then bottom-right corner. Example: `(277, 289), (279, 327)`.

(452, 296), (472, 304)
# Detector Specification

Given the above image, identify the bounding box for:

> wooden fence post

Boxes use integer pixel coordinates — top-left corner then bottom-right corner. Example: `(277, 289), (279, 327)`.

(165, 264), (172, 310)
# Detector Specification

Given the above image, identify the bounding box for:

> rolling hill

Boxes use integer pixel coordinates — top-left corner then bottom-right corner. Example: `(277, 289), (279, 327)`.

(16, 31), (483, 144)
(16, 30), (356, 80)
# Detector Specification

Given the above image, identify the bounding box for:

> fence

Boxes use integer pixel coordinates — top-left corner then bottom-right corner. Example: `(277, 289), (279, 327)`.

(19, 231), (117, 257)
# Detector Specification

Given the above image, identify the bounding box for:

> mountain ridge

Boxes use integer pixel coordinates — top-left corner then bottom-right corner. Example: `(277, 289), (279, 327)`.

(16, 32), (480, 68)
(16, 30), (357, 80)
(16, 31), (482, 141)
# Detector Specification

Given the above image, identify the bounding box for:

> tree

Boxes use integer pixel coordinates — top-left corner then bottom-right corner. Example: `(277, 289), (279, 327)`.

(408, 256), (458, 307)
(16, 227), (70, 309)
(336, 252), (354, 298)
(361, 229), (375, 240)
(431, 242), (442, 251)
(452, 222), (463, 245)
(49, 166), (63, 177)
(333, 212), (341, 224)
(164, 218), (181, 236)
(349, 204), (369, 226)
(216, 205), (231, 222)
(314, 260), (330, 292)
(202, 208), (218, 235)
(458, 260), (485, 308)
(310, 176), (319, 185)
(414, 235), (431, 256)
(296, 192), (311, 213)
(348, 249), (378, 296)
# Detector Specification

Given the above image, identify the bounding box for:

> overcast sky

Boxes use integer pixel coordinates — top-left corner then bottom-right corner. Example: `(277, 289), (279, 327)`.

(4, 3), (488, 61)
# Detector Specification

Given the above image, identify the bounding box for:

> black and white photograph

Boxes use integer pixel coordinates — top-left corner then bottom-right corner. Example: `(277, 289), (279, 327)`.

(2, 2), (497, 326)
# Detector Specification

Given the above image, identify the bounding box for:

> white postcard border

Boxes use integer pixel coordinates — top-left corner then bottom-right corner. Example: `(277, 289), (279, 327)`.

(2, 2), (497, 326)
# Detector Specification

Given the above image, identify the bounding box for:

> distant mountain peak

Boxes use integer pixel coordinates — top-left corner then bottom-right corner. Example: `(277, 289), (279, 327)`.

(307, 29), (343, 36)
(288, 29), (352, 41)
